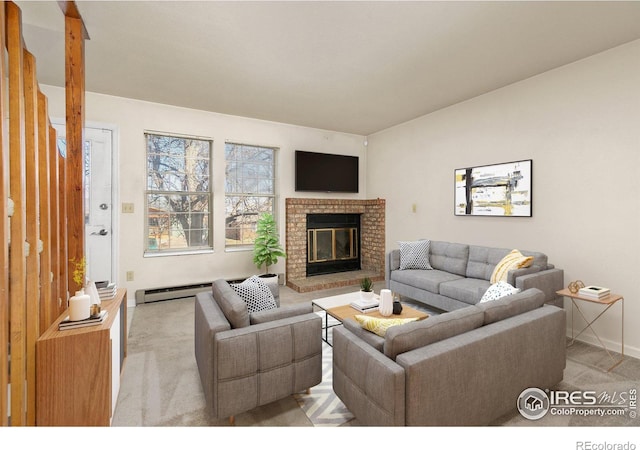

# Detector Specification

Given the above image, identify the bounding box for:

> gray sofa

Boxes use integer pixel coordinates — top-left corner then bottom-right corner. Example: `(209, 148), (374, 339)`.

(386, 240), (564, 311)
(332, 288), (566, 426)
(194, 279), (322, 424)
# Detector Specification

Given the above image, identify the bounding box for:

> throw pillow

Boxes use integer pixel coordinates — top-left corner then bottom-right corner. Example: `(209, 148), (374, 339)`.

(230, 275), (278, 314)
(399, 239), (432, 270)
(480, 281), (521, 303)
(354, 315), (419, 337)
(490, 249), (534, 283)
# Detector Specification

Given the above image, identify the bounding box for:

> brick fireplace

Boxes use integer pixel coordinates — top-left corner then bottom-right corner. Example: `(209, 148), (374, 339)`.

(285, 198), (385, 292)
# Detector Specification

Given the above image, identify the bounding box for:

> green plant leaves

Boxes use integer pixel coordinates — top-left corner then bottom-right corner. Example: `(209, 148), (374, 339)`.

(253, 213), (286, 274)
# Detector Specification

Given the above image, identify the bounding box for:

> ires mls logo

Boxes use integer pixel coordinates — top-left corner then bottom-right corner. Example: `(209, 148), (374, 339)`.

(517, 388), (550, 420)
(517, 387), (638, 420)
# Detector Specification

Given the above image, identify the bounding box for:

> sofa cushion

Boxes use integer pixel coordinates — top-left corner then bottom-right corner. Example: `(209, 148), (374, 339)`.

(230, 275), (278, 313)
(439, 277), (491, 305)
(212, 279), (250, 328)
(342, 319), (385, 352)
(384, 307), (484, 360)
(391, 269), (463, 294)
(250, 303), (312, 325)
(490, 249), (534, 283)
(399, 239), (433, 270)
(479, 281), (520, 303)
(467, 246), (511, 280)
(467, 245), (547, 282)
(476, 288), (545, 325)
(428, 241), (469, 277)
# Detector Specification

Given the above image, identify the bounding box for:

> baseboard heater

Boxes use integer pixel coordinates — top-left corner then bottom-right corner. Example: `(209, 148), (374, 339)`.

(135, 282), (213, 305)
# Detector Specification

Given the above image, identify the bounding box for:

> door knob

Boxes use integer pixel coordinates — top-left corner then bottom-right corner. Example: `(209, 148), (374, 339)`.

(91, 229), (108, 236)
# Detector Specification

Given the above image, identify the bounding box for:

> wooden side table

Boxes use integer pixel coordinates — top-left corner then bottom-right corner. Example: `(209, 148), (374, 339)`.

(556, 287), (624, 372)
(36, 288), (128, 425)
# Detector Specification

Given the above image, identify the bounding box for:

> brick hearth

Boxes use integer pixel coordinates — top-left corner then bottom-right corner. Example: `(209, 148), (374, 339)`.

(285, 198), (385, 292)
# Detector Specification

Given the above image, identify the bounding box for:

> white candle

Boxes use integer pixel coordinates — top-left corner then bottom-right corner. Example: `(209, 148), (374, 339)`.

(69, 291), (91, 321)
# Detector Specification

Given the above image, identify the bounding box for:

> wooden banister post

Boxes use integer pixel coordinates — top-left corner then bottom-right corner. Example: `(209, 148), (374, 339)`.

(7, 0), (28, 426)
(64, 11), (86, 293)
(38, 91), (53, 333)
(0, 1), (10, 427)
(23, 48), (40, 426)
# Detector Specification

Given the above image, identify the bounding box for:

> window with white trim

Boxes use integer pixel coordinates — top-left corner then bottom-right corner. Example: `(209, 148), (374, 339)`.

(225, 143), (277, 248)
(145, 132), (212, 254)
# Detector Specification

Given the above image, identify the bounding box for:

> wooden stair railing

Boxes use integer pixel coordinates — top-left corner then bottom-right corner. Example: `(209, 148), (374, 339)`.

(1, 0), (88, 426)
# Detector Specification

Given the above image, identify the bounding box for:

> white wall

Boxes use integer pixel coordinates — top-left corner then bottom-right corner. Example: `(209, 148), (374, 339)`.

(41, 86), (367, 306)
(367, 39), (640, 357)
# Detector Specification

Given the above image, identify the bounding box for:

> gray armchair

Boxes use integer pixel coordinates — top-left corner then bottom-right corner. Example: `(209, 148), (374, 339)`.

(194, 279), (322, 424)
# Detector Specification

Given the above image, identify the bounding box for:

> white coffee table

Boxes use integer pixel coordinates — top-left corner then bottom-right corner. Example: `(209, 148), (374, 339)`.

(312, 292), (380, 346)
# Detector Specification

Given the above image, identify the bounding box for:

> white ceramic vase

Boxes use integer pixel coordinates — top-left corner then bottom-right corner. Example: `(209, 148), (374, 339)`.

(379, 289), (393, 317)
(360, 290), (375, 301)
(69, 290), (91, 321)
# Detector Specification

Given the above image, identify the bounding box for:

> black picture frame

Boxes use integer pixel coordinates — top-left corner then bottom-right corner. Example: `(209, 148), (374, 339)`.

(454, 159), (532, 217)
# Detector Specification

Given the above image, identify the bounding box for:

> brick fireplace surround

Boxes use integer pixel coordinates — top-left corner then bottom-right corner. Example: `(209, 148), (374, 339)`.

(285, 198), (385, 292)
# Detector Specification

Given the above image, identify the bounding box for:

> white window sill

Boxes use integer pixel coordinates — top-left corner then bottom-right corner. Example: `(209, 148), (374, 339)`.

(144, 249), (214, 258)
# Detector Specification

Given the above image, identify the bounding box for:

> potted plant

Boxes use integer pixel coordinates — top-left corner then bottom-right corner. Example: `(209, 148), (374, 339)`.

(253, 212), (286, 298)
(359, 277), (374, 301)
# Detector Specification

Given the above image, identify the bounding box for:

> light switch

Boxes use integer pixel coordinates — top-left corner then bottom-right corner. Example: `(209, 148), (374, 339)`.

(412, 203), (417, 213)
(122, 203), (134, 213)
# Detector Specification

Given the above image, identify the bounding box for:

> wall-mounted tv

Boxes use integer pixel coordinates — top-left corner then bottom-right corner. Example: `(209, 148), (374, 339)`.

(295, 150), (359, 193)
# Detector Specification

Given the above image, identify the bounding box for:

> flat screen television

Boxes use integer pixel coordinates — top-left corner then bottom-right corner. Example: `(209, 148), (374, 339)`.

(295, 150), (359, 193)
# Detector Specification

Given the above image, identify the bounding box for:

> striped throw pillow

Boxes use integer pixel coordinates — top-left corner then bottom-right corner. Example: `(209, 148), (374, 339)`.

(490, 249), (534, 283)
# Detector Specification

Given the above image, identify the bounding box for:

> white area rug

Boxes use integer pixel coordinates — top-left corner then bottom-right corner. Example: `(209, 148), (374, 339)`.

(293, 342), (354, 426)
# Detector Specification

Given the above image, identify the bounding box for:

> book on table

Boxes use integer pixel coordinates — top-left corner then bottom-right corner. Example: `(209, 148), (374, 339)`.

(351, 304), (379, 314)
(97, 282), (117, 300)
(350, 297), (380, 313)
(578, 285), (610, 299)
(59, 310), (108, 330)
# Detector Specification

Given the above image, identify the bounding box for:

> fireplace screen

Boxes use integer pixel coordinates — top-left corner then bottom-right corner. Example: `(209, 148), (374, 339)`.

(308, 227), (358, 263)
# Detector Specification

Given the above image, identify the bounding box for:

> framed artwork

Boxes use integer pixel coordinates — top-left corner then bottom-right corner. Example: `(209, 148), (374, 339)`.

(455, 159), (532, 217)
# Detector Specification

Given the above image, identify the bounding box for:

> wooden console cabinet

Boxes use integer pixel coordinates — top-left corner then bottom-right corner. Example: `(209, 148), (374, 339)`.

(36, 288), (128, 426)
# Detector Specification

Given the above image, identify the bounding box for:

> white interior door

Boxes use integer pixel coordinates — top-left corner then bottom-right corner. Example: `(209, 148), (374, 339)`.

(85, 127), (113, 283)
(54, 124), (115, 283)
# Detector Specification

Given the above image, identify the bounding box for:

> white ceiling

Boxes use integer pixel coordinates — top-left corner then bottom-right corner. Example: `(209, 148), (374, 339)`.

(16, 1), (640, 136)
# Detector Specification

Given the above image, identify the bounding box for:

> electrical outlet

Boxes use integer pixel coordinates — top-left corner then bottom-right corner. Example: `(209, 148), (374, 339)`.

(126, 271), (134, 281)
(412, 203), (417, 213)
(122, 203), (134, 213)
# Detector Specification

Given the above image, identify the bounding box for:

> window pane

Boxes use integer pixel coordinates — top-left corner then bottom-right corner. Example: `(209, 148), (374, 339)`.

(224, 143), (277, 248)
(146, 133), (212, 253)
(257, 179), (273, 194)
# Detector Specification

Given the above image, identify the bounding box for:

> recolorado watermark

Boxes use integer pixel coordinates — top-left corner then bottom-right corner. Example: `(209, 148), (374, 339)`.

(517, 387), (637, 421)
(576, 442), (636, 450)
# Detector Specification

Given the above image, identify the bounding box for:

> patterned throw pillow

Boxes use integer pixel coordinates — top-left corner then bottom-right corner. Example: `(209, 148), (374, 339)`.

(354, 315), (419, 337)
(480, 281), (520, 303)
(490, 249), (534, 283)
(399, 239), (432, 270)
(230, 275), (278, 313)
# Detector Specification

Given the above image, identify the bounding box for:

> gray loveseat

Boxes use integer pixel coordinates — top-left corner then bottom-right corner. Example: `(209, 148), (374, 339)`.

(386, 240), (564, 311)
(332, 288), (566, 426)
(194, 279), (322, 424)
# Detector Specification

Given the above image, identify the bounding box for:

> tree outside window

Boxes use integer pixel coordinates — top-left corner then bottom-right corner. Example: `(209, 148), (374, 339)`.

(225, 143), (276, 248)
(145, 133), (212, 253)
